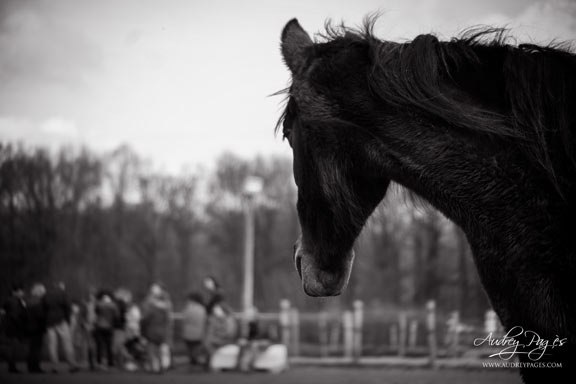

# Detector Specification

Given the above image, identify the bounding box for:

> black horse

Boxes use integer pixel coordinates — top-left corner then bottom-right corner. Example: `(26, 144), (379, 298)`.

(278, 18), (575, 382)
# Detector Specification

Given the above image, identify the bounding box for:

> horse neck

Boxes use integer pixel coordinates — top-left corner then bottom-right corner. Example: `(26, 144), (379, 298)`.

(373, 118), (576, 333)
(374, 118), (570, 251)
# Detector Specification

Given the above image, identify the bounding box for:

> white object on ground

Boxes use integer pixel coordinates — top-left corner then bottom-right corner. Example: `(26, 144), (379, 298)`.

(209, 344), (241, 371)
(252, 344), (288, 373)
(209, 343), (288, 373)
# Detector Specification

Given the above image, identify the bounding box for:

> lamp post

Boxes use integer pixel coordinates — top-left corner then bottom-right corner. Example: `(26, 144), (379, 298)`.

(242, 176), (263, 318)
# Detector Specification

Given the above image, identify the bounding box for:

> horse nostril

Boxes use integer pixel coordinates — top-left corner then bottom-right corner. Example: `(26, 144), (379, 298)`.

(294, 253), (303, 280)
(293, 238), (303, 280)
(292, 240), (300, 264)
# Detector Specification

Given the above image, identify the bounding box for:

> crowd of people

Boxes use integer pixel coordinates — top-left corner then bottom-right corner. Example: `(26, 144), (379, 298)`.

(0, 276), (237, 374)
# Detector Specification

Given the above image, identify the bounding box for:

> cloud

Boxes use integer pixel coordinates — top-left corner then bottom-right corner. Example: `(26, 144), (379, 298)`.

(516, 0), (576, 42)
(0, 116), (35, 140)
(40, 117), (79, 137)
(473, 0), (576, 43)
(0, 0), (101, 87)
(0, 115), (81, 149)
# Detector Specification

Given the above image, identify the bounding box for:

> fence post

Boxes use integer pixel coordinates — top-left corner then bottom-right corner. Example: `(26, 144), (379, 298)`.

(290, 307), (300, 357)
(390, 323), (399, 353)
(426, 300), (438, 368)
(446, 310), (460, 356)
(408, 319), (418, 351)
(343, 310), (354, 360)
(398, 311), (407, 357)
(319, 311), (328, 358)
(454, 310), (461, 356)
(352, 300), (364, 361)
(279, 299), (291, 352)
(328, 315), (341, 355)
(484, 309), (497, 334)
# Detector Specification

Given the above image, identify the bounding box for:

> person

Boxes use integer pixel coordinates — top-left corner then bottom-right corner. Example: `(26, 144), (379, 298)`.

(93, 292), (119, 369)
(2, 283), (27, 373)
(75, 291), (97, 370)
(45, 281), (78, 373)
(123, 298), (143, 371)
(26, 283), (48, 373)
(123, 334), (147, 371)
(236, 307), (272, 372)
(204, 302), (237, 358)
(112, 288), (130, 367)
(140, 283), (172, 373)
(202, 276), (224, 315)
(181, 292), (207, 368)
(69, 302), (82, 360)
(125, 299), (141, 340)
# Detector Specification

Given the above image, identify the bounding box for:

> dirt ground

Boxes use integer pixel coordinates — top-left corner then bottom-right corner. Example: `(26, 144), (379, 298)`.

(0, 366), (523, 384)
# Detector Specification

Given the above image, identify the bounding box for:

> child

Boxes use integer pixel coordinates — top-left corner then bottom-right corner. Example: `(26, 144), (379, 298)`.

(124, 335), (148, 371)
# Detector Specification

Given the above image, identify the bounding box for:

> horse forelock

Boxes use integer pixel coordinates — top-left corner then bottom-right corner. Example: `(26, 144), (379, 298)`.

(315, 154), (366, 236)
(274, 89), (367, 237)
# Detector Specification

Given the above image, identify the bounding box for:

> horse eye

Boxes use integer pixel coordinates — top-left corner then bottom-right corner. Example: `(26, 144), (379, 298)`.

(282, 121), (293, 144)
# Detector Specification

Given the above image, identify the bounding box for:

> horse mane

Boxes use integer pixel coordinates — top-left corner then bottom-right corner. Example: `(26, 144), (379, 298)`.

(280, 16), (576, 198)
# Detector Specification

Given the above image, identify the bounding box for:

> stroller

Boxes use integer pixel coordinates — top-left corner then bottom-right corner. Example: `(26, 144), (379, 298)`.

(124, 336), (148, 371)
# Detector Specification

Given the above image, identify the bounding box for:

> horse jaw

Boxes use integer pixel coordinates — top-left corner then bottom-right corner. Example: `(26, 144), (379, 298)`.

(294, 237), (355, 297)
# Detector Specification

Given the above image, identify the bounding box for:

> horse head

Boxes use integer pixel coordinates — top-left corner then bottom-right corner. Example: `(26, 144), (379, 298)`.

(280, 19), (390, 296)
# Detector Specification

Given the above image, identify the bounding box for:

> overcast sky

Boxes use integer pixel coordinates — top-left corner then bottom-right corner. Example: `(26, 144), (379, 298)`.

(1, 0), (574, 173)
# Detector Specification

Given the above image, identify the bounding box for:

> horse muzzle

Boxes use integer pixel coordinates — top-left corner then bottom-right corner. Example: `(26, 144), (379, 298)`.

(293, 237), (355, 297)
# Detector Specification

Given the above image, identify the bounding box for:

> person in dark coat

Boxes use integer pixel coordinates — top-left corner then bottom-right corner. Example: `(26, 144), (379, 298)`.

(93, 293), (119, 369)
(112, 288), (130, 367)
(26, 283), (48, 373)
(45, 281), (78, 372)
(1, 283), (27, 373)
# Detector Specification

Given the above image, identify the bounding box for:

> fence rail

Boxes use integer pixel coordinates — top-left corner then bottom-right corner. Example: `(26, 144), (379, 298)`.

(171, 299), (503, 366)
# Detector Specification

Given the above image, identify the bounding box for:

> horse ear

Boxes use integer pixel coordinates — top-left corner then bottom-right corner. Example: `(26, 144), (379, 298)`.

(281, 19), (313, 74)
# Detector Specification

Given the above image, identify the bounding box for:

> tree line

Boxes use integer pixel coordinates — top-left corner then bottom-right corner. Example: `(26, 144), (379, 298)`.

(0, 143), (489, 320)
